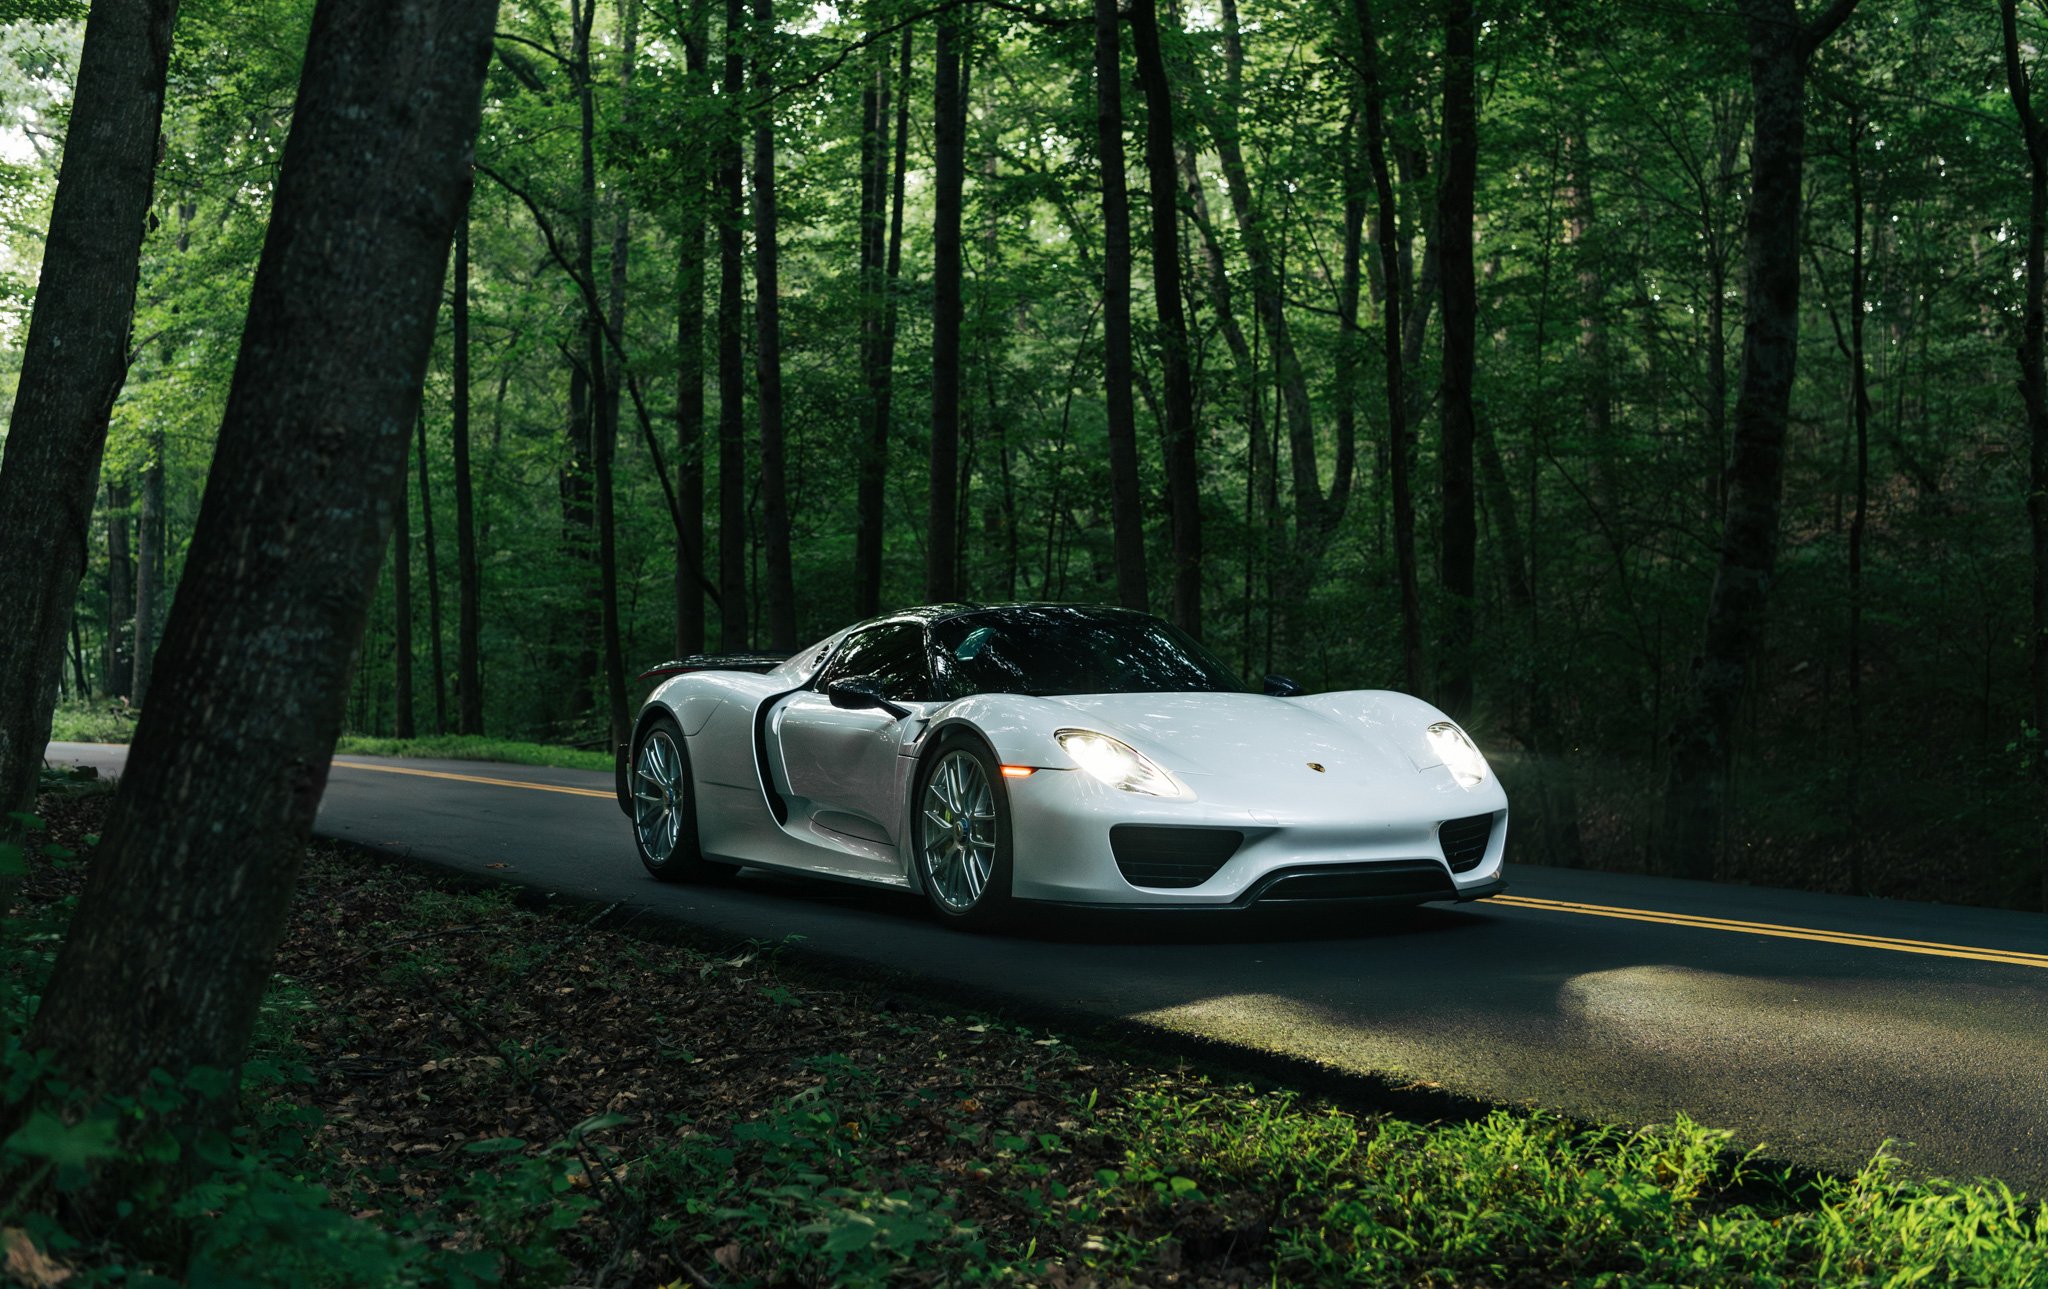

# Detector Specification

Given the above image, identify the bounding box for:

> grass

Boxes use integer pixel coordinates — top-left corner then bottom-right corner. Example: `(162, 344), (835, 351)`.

(3, 791), (2045, 1286)
(333, 733), (612, 772)
(45, 699), (139, 745)
(45, 701), (607, 772)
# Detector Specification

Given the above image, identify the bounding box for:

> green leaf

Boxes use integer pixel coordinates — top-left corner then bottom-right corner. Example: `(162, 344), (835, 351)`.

(0, 843), (23, 877)
(567, 1111), (633, 1139)
(4, 1111), (120, 1168)
(463, 1136), (527, 1154)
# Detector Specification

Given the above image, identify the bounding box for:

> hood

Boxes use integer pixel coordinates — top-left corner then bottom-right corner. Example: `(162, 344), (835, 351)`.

(1040, 691), (1428, 783)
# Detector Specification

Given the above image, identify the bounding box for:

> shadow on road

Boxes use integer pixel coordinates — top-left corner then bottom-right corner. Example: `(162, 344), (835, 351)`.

(720, 866), (1494, 946)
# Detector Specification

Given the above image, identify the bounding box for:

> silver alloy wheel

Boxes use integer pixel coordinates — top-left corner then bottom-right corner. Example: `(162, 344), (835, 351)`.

(633, 730), (685, 862)
(920, 749), (998, 912)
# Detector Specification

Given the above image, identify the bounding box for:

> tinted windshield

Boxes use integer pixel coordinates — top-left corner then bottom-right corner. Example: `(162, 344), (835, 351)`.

(931, 607), (1245, 697)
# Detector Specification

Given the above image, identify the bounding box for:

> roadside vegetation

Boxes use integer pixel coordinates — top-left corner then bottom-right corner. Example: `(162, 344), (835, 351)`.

(43, 700), (139, 746)
(4, 787), (2042, 1287)
(42, 706), (606, 774)
(333, 734), (612, 773)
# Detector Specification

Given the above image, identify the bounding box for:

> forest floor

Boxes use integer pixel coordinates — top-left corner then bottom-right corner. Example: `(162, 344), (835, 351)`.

(4, 786), (2045, 1287)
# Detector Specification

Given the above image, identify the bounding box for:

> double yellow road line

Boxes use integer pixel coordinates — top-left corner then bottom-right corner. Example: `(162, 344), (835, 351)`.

(333, 758), (616, 800)
(330, 759), (2046, 971)
(1494, 894), (2048, 971)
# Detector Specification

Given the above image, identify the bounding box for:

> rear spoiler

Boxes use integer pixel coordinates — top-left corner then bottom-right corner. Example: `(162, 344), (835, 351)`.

(636, 652), (788, 681)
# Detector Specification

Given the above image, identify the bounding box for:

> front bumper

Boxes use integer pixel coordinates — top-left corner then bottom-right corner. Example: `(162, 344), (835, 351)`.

(1001, 764), (1509, 907)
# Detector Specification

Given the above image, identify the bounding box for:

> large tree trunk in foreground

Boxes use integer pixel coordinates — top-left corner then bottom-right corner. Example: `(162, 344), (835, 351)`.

(926, 11), (965, 603)
(752, 0), (796, 649)
(1660, 0), (1858, 880)
(1436, 0), (1477, 722)
(1130, 0), (1201, 637)
(0, 0), (179, 828)
(1095, 0), (1147, 611)
(28, 0), (496, 1111)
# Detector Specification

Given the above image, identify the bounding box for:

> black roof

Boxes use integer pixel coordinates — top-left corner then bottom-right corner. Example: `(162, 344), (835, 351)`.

(861, 601), (1162, 630)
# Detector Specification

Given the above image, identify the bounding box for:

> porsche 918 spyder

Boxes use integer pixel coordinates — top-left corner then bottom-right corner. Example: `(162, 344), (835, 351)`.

(617, 603), (1507, 928)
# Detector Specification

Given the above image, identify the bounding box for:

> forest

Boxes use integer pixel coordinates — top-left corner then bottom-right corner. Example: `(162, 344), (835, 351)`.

(4, 0), (2047, 912)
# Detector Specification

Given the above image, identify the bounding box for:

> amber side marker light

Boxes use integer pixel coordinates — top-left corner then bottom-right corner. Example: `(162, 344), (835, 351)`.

(999, 765), (1038, 778)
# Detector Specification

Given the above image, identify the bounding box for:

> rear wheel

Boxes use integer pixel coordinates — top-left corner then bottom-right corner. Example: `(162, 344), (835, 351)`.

(631, 715), (734, 883)
(913, 734), (1014, 929)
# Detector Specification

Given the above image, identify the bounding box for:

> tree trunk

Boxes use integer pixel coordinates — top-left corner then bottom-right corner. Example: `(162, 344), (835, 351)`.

(417, 410), (449, 734)
(131, 432), (165, 706)
(1845, 112), (1870, 894)
(562, 344), (597, 715)
(105, 482), (134, 700)
(1129, 0), (1200, 637)
(1436, 0), (1477, 722)
(881, 41), (911, 505)
(572, 0), (628, 754)
(1660, 0), (1859, 880)
(2003, 0), (2048, 911)
(863, 25), (912, 609)
(0, 0), (179, 826)
(69, 613), (89, 701)
(393, 449), (415, 739)
(717, 0), (748, 648)
(853, 39), (887, 617)
(1209, 0), (1321, 547)
(675, 0), (709, 656)
(752, 0), (796, 648)
(27, 0), (495, 1116)
(452, 183), (481, 733)
(927, 10), (966, 603)
(1350, 0), (1422, 693)
(1095, 0), (1147, 611)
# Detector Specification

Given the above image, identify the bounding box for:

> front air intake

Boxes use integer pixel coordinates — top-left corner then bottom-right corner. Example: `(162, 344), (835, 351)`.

(1438, 812), (1497, 873)
(1110, 825), (1243, 889)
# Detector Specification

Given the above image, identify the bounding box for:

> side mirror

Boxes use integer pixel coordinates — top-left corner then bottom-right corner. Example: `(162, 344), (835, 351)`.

(1263, 673), (1305, 697)
(827, 674), (912, 719)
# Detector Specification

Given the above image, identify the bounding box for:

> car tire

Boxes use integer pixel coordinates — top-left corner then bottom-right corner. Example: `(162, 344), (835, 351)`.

(629, 714), (736, 883)
(912, 732), (1015, 930)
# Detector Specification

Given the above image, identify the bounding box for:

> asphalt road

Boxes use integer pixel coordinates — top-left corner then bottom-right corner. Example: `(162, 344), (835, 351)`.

(47, 742), (2048, 1190)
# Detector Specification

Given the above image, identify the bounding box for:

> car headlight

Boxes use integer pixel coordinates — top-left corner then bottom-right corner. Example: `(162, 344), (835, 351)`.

(1426, 722), (1490, 787)
(1055, 729), (1181, 796)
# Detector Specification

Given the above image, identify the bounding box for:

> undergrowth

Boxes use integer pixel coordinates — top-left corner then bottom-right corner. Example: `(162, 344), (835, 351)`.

(1, 791), (2042, 1285)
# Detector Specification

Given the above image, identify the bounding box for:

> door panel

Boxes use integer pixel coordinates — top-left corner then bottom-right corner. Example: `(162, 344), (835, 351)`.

(771, 691), (912, 845)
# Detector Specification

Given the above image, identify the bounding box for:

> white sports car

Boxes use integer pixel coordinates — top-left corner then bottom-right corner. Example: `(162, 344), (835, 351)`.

(617, 603), (1507, 928)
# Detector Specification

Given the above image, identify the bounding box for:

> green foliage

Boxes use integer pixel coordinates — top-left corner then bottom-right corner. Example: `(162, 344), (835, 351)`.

(333, 734), (612, 771)
(1081, 1084), (2048, 1287)
(45, 699), (138, 745)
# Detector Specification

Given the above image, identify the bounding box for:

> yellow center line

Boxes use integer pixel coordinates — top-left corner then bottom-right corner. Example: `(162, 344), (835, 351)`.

(332, 759), (616, 800)
(1493, 894), (2048, 971)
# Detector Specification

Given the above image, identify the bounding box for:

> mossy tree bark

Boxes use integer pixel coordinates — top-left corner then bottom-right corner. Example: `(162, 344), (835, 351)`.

(27, 0), (497, 1111)
(0, 0), (179, 829)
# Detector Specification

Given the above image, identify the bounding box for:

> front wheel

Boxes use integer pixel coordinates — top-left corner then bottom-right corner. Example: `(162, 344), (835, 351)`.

(631, 715), (735, 883)
(913, 734), (1014, 929)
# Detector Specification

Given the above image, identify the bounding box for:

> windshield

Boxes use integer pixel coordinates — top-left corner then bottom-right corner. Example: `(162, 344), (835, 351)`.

(930, 606), (1246, 698)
